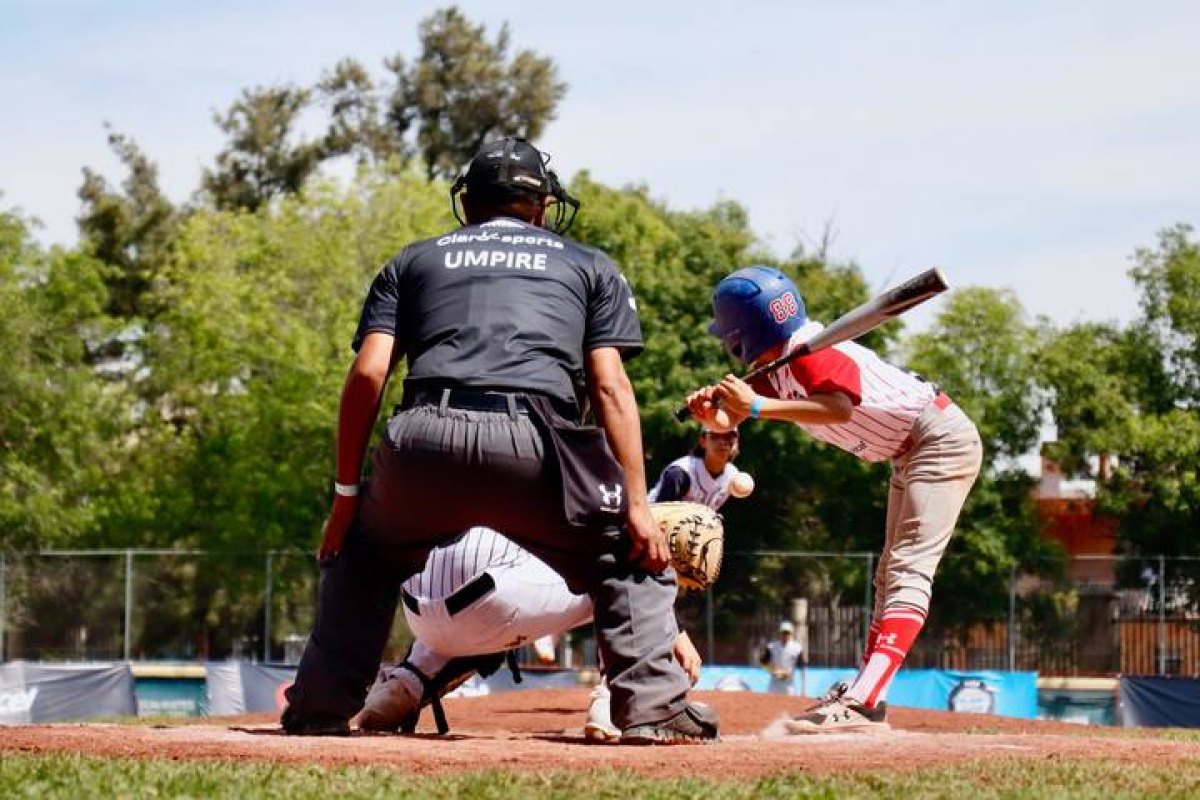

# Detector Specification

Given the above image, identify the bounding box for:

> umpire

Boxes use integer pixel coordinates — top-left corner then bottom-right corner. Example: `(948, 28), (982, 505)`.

(282, 137), (718, 744)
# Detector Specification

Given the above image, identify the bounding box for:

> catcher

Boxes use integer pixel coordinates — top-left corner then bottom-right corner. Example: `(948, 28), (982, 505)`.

(355, 500), (729, 741)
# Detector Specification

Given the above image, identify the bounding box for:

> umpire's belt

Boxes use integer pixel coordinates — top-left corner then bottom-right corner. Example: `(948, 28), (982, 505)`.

(400, 387), (577, 421)
(402, 572), (496, 617)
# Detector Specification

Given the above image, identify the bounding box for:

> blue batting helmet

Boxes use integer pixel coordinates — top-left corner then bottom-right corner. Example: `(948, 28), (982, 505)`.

(708, 266), (807, 364)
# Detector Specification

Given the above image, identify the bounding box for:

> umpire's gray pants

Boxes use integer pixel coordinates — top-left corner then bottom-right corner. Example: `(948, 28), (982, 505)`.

(286, 403), (690, 729)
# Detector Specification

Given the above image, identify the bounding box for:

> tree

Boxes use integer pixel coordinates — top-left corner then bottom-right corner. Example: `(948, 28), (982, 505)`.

(1131, 224), (1200, 404)
(1037, 322), (1139, 476)
(317, 58), (408, 166)
(907, 287), (1043, 460)
(1042, 226), (1200, 566)
(0, 205), (123, 550)
(397, 7), (567, 179)
(202, 85), (325, 212)
(1036, 226), (1200, 557)
(201, 8), (566, 208)
(126, 169), (452, 552)
(77, 127), (179, 320)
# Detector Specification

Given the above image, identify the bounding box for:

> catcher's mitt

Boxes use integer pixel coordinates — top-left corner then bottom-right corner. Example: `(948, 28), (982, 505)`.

(651, 501), (724, 591)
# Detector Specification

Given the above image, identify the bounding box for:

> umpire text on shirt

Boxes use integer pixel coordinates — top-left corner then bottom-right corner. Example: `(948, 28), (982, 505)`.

(281, 137), (717, 743)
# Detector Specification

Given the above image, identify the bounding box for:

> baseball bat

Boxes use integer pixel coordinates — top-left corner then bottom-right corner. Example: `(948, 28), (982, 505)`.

(675, 267), (949, 422)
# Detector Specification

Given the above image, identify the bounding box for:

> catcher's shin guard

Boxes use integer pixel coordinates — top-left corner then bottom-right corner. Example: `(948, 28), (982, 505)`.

(361, 647), (522, 735)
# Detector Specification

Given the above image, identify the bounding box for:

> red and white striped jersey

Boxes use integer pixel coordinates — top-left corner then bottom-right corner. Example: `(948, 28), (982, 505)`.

(403, 527), (528, 601)
(749, 322), (938, 462)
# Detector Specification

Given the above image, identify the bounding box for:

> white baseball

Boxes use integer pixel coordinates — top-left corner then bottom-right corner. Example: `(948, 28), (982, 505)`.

(729, 471), (755, 498)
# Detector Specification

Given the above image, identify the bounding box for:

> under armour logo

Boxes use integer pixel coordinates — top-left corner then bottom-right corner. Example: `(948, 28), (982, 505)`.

(598, 483), (623, 511)
(878, 632), (899, 647)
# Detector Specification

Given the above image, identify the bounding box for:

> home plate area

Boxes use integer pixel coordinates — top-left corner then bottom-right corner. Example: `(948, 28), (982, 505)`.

(3, 689), (1197, 780)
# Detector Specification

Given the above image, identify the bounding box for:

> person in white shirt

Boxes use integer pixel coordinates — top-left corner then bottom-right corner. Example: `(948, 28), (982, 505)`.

(760, 621), (805, 695)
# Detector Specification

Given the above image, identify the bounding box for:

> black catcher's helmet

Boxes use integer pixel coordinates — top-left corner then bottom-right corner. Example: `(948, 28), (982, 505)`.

(450, 137), (580, 234)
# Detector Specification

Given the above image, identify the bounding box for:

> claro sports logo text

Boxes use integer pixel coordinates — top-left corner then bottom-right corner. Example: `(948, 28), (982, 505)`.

(437, 231), (564, 249)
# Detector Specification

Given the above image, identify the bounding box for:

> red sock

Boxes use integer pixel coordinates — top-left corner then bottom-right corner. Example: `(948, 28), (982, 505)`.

(846, 607), (926, 707)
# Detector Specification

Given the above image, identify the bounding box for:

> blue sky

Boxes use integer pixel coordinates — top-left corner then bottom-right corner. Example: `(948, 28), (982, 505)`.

(3, 1), (1198, 332)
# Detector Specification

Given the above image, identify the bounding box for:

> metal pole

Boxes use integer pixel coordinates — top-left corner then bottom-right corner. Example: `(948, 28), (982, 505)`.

(1008, 563), (1017, 672)
(863, 553), (874, 650)
(705, 585), (715, 663)
(263, 551), (273, 663)
(0, 554), (6, 663)
(123, 550), (133, 661)
(1158, 554), (1167, 675)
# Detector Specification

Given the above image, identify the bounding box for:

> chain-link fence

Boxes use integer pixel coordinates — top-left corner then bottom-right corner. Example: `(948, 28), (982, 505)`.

(0, 550), (318, 662)
(2, 550), (1198, 676)
(701, 552), (1200, 677)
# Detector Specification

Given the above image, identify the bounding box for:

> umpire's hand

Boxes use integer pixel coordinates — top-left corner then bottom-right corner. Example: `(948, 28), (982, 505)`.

(627, 502), (669, 572)
(318, 495), (357, 560)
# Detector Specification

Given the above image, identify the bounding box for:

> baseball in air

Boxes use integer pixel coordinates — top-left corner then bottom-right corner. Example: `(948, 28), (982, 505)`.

(730, 471), (755, 498)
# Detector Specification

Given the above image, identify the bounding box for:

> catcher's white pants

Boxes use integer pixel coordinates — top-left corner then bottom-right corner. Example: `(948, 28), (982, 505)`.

(404, 548), (594, 677)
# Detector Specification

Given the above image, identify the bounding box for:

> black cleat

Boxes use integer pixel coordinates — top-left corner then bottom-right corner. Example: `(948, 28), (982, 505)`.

(620, 702), (720, 745)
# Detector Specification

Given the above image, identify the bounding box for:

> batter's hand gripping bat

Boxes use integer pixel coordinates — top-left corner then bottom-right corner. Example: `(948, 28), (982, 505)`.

(675, 267), (949, 422)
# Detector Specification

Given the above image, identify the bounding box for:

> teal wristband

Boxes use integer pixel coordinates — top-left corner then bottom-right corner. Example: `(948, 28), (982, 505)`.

(749, 396), (764, 419)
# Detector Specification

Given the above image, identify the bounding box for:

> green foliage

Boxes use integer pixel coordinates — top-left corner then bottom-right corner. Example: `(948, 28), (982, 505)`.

(3, 754), (1200, 800)
(125, 169), (452, 550)
(403, 7), (567, 179)
(908, 287), (1043, 460)
(1040, 225), (1200, 564)
(318, 58), (408, 166)
(203, 85), (326, 212)
(1132, 223), (1200, 402)
(77, 127), (180, 320)
(1036, 322), (1140, 474)
(0, 207), (126, 550)
(200, 7), (566, 209)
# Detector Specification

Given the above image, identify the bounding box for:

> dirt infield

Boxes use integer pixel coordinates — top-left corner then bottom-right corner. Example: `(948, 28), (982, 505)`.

(3, 689), (1197, 779)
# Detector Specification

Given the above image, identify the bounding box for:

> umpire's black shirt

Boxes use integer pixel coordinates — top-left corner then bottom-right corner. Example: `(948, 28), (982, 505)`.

(353, 217), (643, 411)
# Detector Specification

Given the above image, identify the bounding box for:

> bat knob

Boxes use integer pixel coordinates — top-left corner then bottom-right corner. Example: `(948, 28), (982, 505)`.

(673, 405), (693, 423)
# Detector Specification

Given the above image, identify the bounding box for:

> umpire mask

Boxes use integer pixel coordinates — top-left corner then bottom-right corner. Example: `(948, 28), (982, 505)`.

(450, 137), (580, 235)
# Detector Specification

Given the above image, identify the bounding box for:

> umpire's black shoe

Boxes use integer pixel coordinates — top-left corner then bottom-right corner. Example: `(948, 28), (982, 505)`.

(280, 705), (350, 736)
(620, 702), (720, 745)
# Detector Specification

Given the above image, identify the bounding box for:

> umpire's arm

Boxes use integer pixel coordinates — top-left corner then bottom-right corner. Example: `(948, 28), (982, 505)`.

(319, 331), (396, 559)
(586, 347), (669, 572)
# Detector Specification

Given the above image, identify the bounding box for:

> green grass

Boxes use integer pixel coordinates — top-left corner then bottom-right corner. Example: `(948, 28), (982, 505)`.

(2, 754), (1200, 799)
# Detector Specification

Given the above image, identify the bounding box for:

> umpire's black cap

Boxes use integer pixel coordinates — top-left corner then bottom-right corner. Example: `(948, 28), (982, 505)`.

(463, 137), (552, 196)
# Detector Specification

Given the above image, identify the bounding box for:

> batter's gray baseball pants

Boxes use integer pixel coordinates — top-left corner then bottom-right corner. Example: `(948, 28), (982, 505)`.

(874, 400), (984, 617)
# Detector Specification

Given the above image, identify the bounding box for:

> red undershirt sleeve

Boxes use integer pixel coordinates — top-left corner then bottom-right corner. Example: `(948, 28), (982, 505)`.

(788, 348), (863, 406)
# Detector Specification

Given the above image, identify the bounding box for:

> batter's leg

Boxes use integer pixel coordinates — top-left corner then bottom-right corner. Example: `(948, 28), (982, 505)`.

(845, 409), (982, 708)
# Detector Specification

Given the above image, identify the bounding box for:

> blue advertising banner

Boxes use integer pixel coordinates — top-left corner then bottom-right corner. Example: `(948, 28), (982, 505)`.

(693, 665), (1039, 719)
